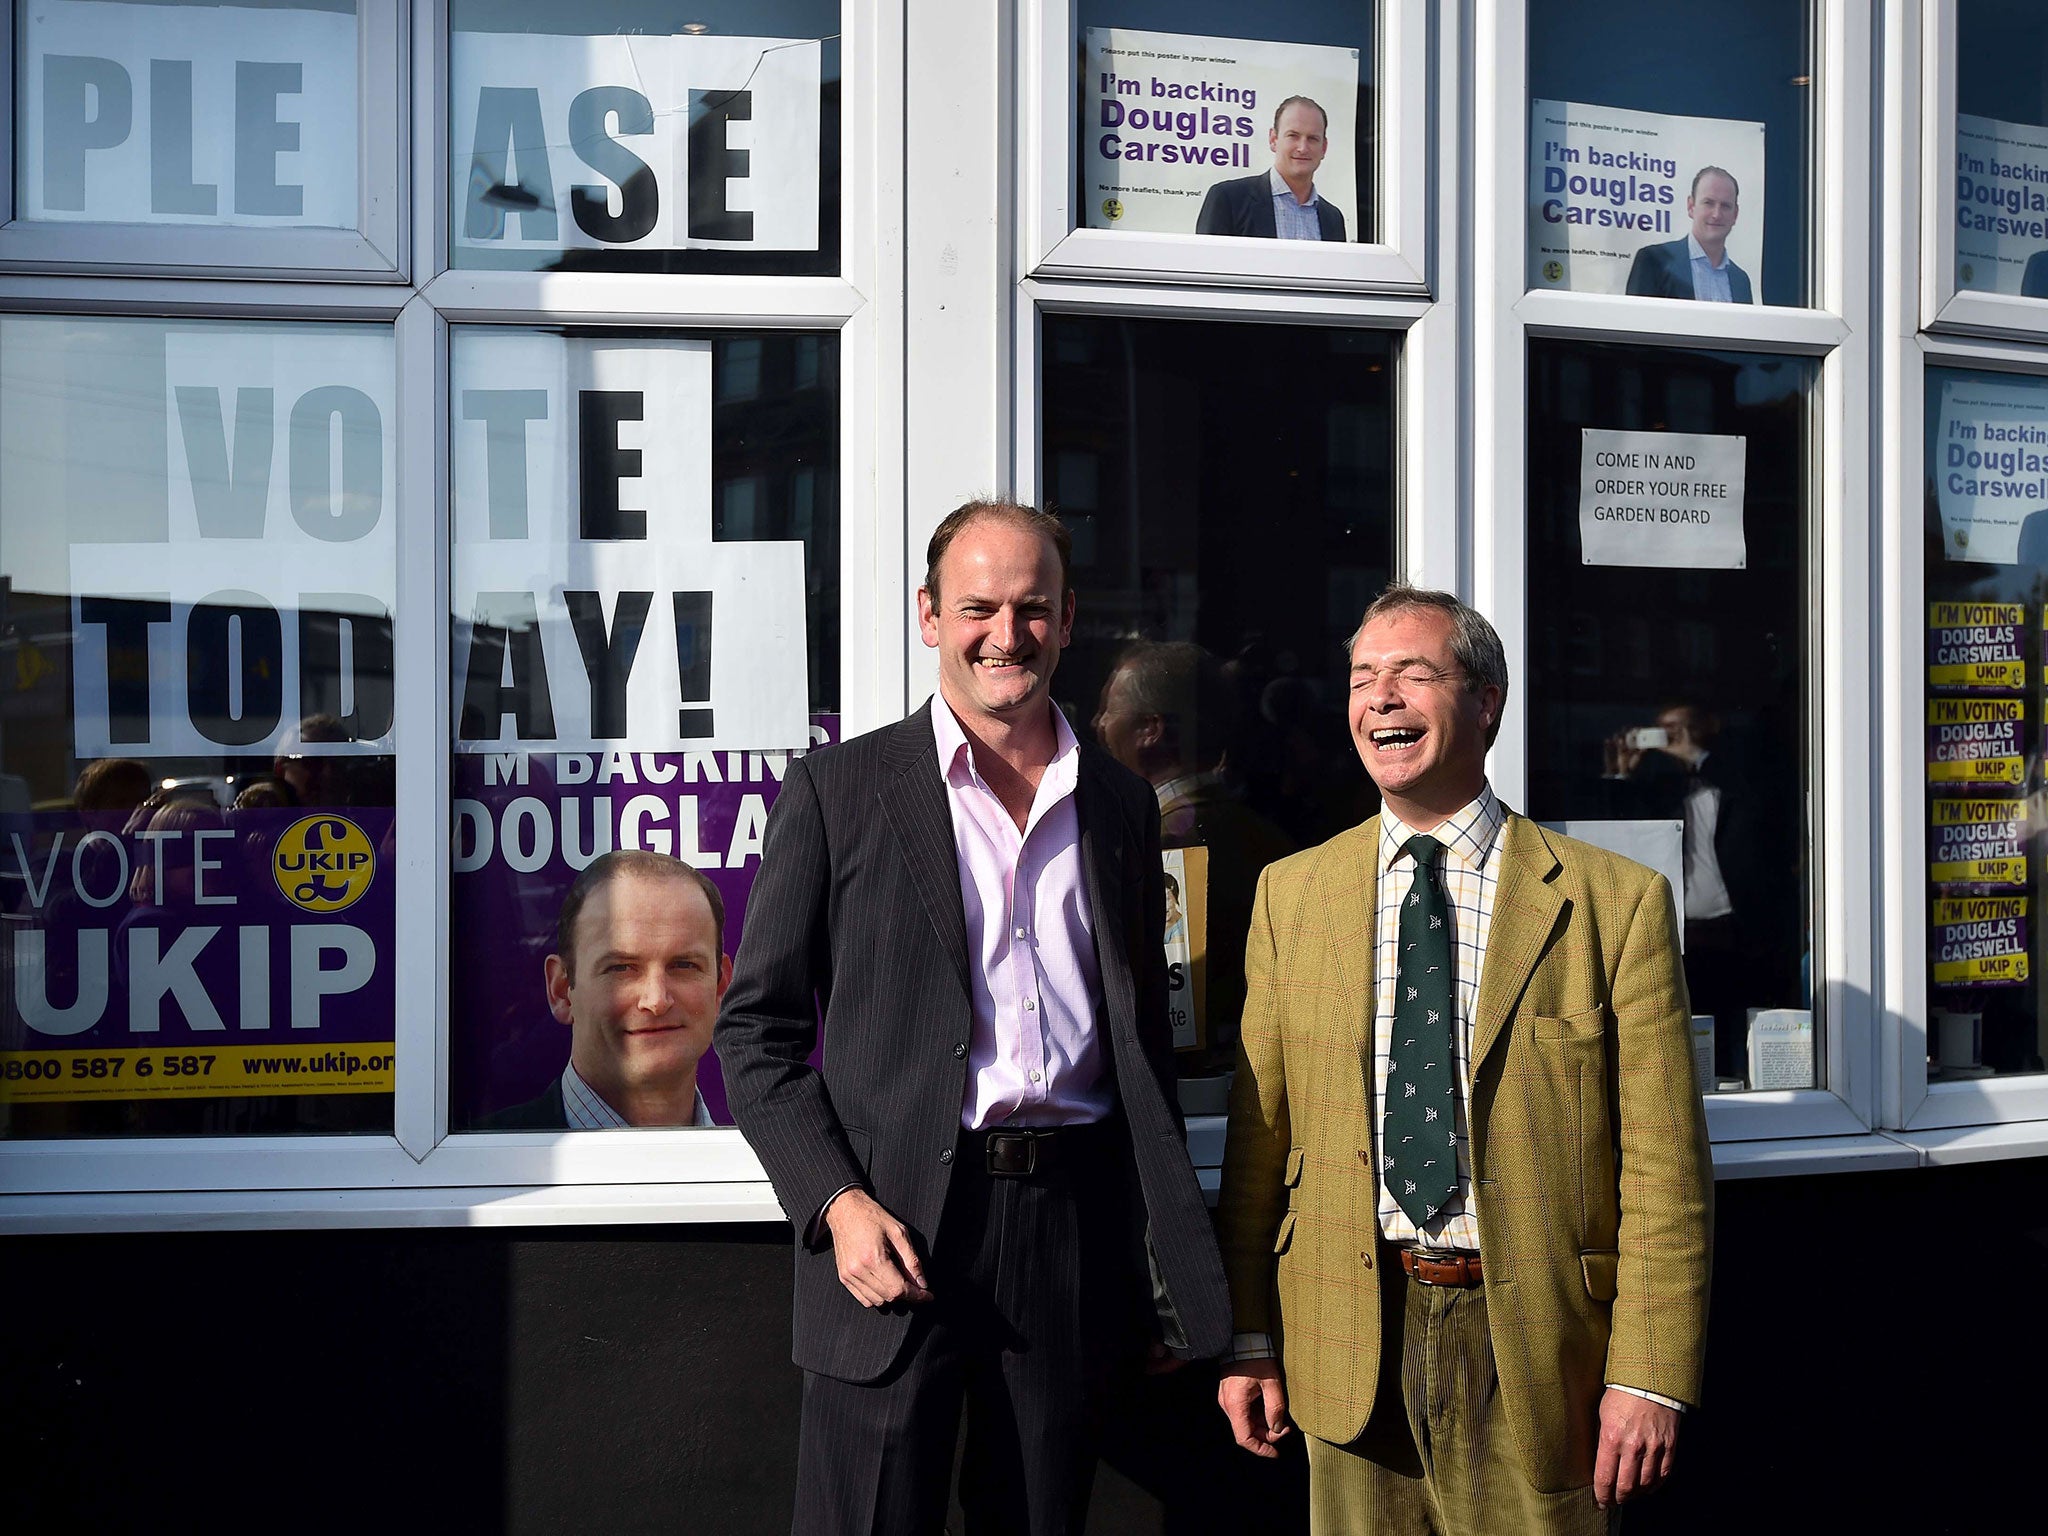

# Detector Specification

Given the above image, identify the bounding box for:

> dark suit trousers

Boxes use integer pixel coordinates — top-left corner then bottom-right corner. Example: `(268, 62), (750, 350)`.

(793, 1126), (1141, 1536)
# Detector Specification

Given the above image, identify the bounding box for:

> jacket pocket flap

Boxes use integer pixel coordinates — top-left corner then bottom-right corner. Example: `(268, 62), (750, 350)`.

(1283, 1147), (1305, 1187)
(1580, 1249), (1619, 1301)
(1273, 1211), (1297, 1255)
(1535, 1005), (1607, 1042)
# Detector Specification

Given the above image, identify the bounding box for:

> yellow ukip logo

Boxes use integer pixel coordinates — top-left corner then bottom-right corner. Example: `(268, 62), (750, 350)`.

(1101, 197), (1124, 222)
(274, 815), (377, 913)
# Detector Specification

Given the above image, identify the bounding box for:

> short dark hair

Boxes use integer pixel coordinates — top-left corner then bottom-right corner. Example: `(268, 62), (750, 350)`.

(923, 499), (1073, 603)
(1111, 640), (1233, 771)
(1272, 96), (1329, 135)
(1690, 165), (1738, 200)
(1346, 584), (1511, 748)
(554, 850), (725, 981)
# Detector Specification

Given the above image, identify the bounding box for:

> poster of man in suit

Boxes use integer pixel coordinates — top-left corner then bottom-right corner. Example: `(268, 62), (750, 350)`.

(1082, 28), (1359, 241)
(1528, 98), (1765, 301)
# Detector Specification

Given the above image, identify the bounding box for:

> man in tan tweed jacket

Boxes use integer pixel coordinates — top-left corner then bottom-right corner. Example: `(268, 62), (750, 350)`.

(1215, 586), (1712, 1533)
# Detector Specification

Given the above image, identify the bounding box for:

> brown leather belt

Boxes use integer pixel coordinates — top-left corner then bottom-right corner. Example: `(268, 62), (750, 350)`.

(1400, 1248), (1484, 1287)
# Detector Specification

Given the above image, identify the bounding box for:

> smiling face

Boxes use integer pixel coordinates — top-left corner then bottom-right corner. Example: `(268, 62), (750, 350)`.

(918, 515), (1075, 733)
(545, 873), (730, 1121)
(1347, 606), (1500, 828)
(1270, 102), (1329, 191)
(1687, 171), (1739, 256)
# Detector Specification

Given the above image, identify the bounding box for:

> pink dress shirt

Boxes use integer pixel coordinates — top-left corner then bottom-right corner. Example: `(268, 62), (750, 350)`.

(932, 696), (1112, 1130)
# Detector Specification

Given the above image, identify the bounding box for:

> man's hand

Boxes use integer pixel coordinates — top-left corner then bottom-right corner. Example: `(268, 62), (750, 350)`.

(822, 1189), (933, 1307)
(1218, 1358), (1291, 1458)
(1593, 1389), (1681, 1508)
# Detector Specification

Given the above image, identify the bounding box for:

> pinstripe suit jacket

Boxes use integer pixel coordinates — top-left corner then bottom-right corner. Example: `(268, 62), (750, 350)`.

(717, 703), (1232, 1384)
(1215, 811), (1712, 1493)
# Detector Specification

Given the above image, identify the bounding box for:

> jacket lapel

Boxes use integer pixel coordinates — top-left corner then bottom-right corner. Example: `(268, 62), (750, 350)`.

(1472, 814), (1567, 1073)
(1075, 747), (1134, 1036)
(878, 704), (972, 999)
(1318, 818), (1379, 1041)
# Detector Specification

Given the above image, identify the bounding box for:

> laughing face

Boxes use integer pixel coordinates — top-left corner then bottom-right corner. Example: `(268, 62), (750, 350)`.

(918, 515), (1075, 732)
(1347, 606), (1500, 826)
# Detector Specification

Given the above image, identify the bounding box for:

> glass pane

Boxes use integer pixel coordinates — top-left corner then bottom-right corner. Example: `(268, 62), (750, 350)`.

(1526, 339), (1816, 1093)
(1954, 1), (2048, 300)
(1040, 314), (1397, 1090)
(1527, 0), (1813, 308)
(1920, 365), (2048, 1079)
(449, 329), (839, 1131)
(448, 1), (840, 275)
(15, 0), (361, 230)
(0, 316), (397, 1138)
(1075, 1), (1376, 245)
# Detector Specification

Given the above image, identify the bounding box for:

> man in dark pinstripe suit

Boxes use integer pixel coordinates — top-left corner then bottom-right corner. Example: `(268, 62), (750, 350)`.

(718, 501), (1230, 1535)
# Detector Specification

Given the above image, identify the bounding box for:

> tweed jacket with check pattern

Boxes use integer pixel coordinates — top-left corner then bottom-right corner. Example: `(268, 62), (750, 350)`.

(1216, 810), (1713, 1494)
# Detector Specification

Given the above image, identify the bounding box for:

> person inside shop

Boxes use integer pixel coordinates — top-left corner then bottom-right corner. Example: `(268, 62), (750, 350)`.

(1196, 96), (1348, 241)
(482, 849), (728, 1130)
(1625, 166), (1753, 304)
(1604, 703), (1767, 1081)
(1093, 639), (1293, 1064)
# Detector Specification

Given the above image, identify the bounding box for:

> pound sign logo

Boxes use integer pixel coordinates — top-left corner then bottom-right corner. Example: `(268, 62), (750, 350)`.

(274, 815), (377, 913)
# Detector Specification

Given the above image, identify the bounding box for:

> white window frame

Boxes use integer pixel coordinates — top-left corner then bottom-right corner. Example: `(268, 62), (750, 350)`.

(1916, 0), (2048, 340)
(1016, 0), (1432, 294)
(0, 0), (407, 278)
(0, 0), (901, 1221)
(1474, 0), (1878, 1145)
(1880, 0), (2048, 1144)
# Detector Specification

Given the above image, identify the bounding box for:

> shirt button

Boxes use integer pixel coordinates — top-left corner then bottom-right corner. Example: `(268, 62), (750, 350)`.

(1024, 999), (1036, 1012)
(1015, 926), (1028, 940)
(939, 1149), (953, 1165)
(953, 1043), (967, 1059)
(1030, 1070), (1042, 1083)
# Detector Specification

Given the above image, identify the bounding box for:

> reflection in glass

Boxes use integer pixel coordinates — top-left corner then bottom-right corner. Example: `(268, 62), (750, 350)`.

(1526, 339), (1816, 1093)
(447, 330), (839, 1131)
(1041, 314), (1396, 1085)
(1920, 365), (2048, 1080)
(15, 0), (362, 230)
(447, 0), (840, 276)
(1074, 0), (1375, 245)
(1955, 2), (2048, 299)
(1527, 0), (1811, 307)
(0, 316), (397, 1139)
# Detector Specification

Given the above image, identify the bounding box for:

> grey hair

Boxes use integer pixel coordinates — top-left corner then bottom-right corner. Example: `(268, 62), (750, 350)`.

(1344, 584), (1510, 748)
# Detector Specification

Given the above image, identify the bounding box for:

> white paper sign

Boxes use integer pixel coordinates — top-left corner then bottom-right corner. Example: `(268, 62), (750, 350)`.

(18, 0), (358, 227)
(1540, 820), (1685, 937)
(1746, 1008), (1814, 1090)
(450, 333), (808, 754)
(1933, 375), (2048, 565)
(1080, 28), (1359, 237)
(1528, 99), (1765, 300)
(1955, 113), (2048, 296)
(449, 32), (821, 255)
(1577, 429), (1747, 569)
(70, 329), (397, 758)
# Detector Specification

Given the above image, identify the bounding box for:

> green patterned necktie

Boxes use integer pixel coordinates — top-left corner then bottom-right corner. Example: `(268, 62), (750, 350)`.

(1383, 833), (1458, 1229)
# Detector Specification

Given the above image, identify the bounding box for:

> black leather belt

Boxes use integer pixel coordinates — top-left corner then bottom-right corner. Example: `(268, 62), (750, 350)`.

(972, 1122), (1117, 1178)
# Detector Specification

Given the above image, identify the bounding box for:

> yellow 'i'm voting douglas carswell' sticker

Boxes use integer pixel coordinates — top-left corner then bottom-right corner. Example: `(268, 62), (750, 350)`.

(273, 815), (377, 913)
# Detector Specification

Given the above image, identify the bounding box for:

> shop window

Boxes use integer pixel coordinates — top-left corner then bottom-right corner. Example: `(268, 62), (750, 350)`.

(448, 329), (839, 1132)
(1073, 0), (1375, 247)
(0, 315), (397, 1138)
(1525, 0), (1813, 309)
(1525, 338), (1816, 1093)
(1918, 364), (2048, 1080)
(1953, 1), (2048, 302)
(447, 0), (841, 276)
(15, 0), (361, 228)
(1039, 313), (1396, 1092)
